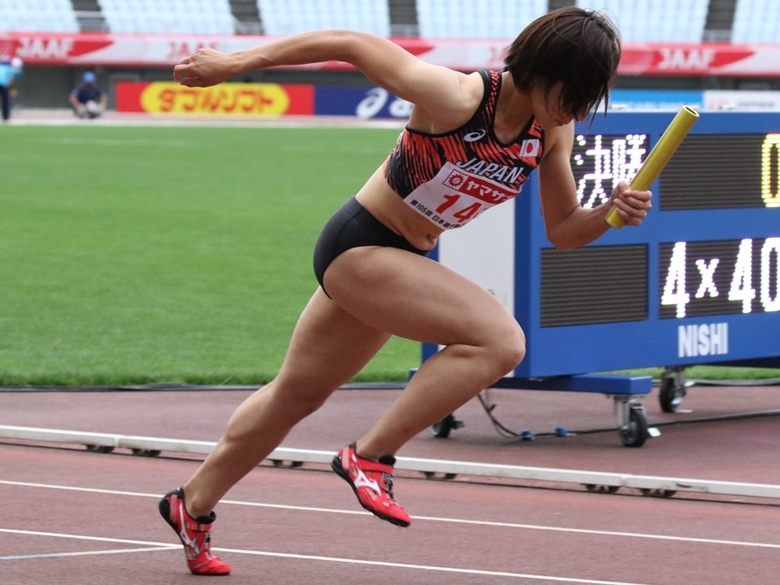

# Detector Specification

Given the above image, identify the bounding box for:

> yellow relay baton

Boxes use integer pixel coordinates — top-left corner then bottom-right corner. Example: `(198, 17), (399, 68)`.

(606, 105), (700, 229)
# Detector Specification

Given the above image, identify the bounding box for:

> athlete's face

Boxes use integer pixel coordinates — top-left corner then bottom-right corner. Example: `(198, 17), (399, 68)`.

(530, 82), (583, 130)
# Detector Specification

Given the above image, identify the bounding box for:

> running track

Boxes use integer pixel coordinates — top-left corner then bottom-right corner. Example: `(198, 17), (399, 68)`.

(2, 110), (779, 583)
(1, 384), (779, 585)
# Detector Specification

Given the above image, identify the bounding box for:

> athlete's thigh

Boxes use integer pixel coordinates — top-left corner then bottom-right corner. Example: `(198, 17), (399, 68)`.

(323, 246), (520, 346)
(275, 287), (392, 394)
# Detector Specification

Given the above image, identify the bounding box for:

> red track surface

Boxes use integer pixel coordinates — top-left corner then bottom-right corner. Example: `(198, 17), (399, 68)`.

(1, 384), (779, 585)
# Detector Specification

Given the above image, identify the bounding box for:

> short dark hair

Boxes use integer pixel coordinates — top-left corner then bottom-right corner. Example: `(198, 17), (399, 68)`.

(504, 7), (621, 118)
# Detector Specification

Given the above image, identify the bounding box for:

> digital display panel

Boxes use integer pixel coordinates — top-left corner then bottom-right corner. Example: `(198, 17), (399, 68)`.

(659, 238), (780, 319)
(660, 134), (780, 210)
(541, 245), (648, 327)
(571, 133), (649, 208)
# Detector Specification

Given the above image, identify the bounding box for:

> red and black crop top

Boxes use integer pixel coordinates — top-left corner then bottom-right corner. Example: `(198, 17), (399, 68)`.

(383, 69), (544, 230)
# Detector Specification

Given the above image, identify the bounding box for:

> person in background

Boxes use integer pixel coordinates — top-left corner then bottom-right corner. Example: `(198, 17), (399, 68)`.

(0, 56), (20, 122)
(69, 71), (107, 119)
(10, 57), (23, 82)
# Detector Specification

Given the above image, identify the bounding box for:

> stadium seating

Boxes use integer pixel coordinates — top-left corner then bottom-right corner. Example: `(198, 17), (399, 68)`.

(416, 0), (547, 39)
(732, 0), (780, 43)
(575, 0), (710, 42)
(257, 0), (391, 37)
(0, 0), (774, 42)
(98, 0), (235, 34)
(0, 0), (80, 33)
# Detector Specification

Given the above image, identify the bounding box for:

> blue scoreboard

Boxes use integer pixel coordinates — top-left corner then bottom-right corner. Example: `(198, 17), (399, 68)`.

(425, 111), (780, 444)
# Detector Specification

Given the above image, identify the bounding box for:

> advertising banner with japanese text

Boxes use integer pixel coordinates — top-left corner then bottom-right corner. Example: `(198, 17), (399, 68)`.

(116, 81), (314, 116)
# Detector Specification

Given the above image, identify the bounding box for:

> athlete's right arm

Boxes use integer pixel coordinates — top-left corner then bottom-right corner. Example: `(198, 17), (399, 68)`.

(172, 30), (477, 124)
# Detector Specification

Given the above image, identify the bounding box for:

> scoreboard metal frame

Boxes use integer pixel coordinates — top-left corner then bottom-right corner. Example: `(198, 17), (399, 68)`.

(423, 112), (780, 444)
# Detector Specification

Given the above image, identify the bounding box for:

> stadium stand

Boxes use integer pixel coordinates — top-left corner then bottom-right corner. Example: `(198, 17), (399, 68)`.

(257, 0), (391, 37)
(416, 0), (547, 39)
(575, 0), (710, 42)
(231, 0), (264, 34)
(702, 0), (738, 41)
(0, 0), (80, 32)
(0, 0), (768, 42)
(71, 0), (108, 32)
(732, 0), (780, 43)
(387, 0), (418, 37)
(98, 0), (236, 34)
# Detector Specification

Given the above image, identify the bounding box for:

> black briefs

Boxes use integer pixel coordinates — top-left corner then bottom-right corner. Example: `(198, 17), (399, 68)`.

(313, 197), (429, 297)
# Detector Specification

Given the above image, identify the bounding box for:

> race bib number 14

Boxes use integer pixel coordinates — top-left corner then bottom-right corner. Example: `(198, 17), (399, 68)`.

(403, 162), (519, 229)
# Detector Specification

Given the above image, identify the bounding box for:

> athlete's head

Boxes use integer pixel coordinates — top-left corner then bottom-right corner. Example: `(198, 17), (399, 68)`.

(504, 7), (621, 120)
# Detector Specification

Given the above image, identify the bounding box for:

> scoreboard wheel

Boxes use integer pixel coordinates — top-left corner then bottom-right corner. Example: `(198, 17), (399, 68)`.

(619, 406), (649, 448)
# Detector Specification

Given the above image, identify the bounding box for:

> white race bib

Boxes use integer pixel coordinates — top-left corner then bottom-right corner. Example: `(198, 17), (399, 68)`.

(403, 162), (520, 229)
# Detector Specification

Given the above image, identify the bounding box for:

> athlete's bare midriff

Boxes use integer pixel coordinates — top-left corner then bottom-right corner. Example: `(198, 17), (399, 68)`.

(355, 167), (444, 251)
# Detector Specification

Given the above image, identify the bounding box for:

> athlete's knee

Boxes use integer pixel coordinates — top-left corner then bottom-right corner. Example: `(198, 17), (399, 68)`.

(450, 323), (525, 380)
(268, 380), (333, 420)
(488, 322), (526, 375)
(289, 394), (328, 419)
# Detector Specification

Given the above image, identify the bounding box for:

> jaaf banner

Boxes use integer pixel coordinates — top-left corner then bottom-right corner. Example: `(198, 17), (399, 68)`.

(3, 32), (780, 77)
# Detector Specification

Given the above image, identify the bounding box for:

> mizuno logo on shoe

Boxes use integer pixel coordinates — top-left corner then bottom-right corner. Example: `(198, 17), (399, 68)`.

(177, 502), (201, 554)
(352, 467), (381, 495)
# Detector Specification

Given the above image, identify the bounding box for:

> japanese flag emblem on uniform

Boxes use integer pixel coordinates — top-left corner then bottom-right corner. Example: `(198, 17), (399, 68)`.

(520, 139), (540, 157)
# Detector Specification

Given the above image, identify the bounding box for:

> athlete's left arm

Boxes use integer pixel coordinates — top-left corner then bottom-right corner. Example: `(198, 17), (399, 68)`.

(537, 124), (652, 250)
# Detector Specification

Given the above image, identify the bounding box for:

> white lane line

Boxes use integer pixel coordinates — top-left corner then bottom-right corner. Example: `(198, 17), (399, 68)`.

(210, 545), (656, 585)
(0, 527), (177, 548)
(0, 545), (177, 561)
(0, 528), (652, 585)
(2, 479), (779, 550)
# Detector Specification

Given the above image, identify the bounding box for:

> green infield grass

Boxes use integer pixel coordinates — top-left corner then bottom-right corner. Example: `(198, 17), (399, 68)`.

(1, 124), (778, 386)
(0, 123), (416, 385)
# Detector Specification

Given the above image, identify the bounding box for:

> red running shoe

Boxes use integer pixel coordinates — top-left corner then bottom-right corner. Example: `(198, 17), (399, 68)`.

(158, 487), (231, 576)
(332, 444), (411, 527)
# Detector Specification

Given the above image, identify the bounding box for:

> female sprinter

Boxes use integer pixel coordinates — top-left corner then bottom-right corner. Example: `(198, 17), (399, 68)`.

(158, 7), (651, 575)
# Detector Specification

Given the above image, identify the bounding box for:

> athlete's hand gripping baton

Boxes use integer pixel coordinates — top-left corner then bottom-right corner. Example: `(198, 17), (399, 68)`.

(606, 106), (700, 229)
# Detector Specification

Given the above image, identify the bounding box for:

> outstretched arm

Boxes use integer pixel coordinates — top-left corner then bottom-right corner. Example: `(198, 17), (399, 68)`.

(173, 30), (474, 122)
